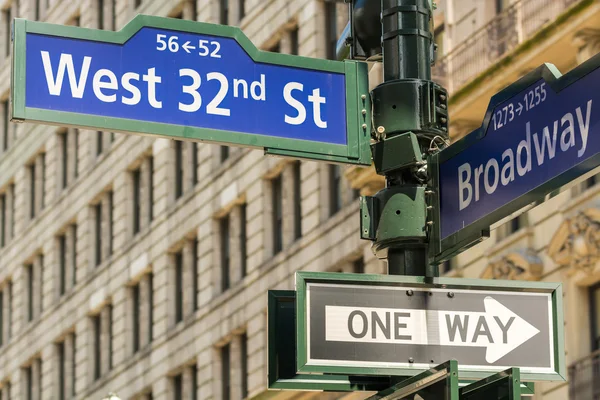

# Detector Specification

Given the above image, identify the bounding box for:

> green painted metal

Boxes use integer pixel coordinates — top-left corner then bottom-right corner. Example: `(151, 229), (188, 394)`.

(430, 55), (600, 263)
(267, 290), (390, 392)
(295, 271), (565, 382)
(10, 16), (372, 165)
(371, 132), (423, 175)
(459, 368), (521, 399)
(365, 360), (460, 400)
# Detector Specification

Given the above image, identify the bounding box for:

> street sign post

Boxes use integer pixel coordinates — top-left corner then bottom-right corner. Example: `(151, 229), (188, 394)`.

(430, 52), (600, 261)
(11, 16), (371, 165)
(295, 271), (565, 382)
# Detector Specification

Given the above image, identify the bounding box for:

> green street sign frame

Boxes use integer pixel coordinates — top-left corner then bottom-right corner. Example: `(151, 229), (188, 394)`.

(459, 367), (522, 400)
(429, 51), (600, 262)
(267, 290), (391, 392)
(11, 15), (372, 165)
(295, 272), (565, 382)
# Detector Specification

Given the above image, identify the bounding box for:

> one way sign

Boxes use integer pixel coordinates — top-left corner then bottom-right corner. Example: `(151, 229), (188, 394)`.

(295, 272), (565, 381)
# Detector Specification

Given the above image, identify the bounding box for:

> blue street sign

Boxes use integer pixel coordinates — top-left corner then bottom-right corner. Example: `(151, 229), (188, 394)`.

(11, 16), (371, 165)
(431, 54), (600, 260)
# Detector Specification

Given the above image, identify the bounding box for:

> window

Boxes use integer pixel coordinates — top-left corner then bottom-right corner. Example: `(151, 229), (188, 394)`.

(192, 142), (198, 185)
(353, 257), (365, 274)
(175, 141), (184, 199)
(0, 286), (3, 347)
(174, 251), (184, 323)
(59, 129), (79, 189)
(269, 41), (281, 53)
(324, 1), (337, 59)
(290, 27), (299, 55)
(3, 5), (12, 58)
(0, 185), (14, 248)
(58, 234), (67, 296)
(2, 99), (9, 151)
(98, 0), (115, 30)
(173, 373), (183, 400)
(272, 175), (283, 254)
(240, 333), (248, 398)
(133, 168), (141, 234)
(239, 205), (247, 279)
(293, 162), (302, 239)
(134, 0), (142, 9)
(25, 255), (42, 322)
(591, 284), (600, 351)
(28, 153), (46, 219)
(220, 0), (228, 25)
(132, 273), (153, 352)
(96, 132), (103, 155)
(220, 146), (229, 162)
(496, 214), (527, 242)
(24, 358), (42, 400)
(0, 193), (5, 248)
(93, 192), (113, 266)
(329, 165), (343, 216)
(192, 238), (198, 310)
(171, 365), (196, 400)
(220, 215), (230, 291)
(238, 0), (245, 21)
(29, 163), (36, 219)
(439, 258), (455, 275)
(1, 282), (11, 345)
(92, 305), (112, 380)
(221, 344), (230, 400)
(56, 333), (75, 400)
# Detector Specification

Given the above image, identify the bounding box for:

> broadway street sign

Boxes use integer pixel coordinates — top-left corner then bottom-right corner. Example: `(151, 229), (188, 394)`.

(11, 16), (371, 165)
(429, 52), (600, 261)
(295, 272), (565, 381)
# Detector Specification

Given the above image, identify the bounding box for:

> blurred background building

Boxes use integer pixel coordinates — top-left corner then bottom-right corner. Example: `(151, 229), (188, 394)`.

(0, 0), (597, 399)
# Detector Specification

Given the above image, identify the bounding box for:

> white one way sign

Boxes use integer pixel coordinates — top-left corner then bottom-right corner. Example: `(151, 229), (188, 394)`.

(325, 296), (539, 363)
(295, 272), (564, 381)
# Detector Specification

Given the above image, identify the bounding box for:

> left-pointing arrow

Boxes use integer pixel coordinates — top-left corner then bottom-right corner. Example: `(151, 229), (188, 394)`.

(182, 41), (195, 53)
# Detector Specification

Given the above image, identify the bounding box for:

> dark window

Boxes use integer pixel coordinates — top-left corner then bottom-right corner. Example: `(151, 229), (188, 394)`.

(175, 251), (183, 323)
(220, 215), (230, 291)
(591, 283), (600, 351)
(329, 165), (342, 216)
(96, 131), (103, 155)
(1, 194), (5, 248)
(134, 0), (141, 9)
(240, 204), (247, 279)
(4, 7), (11, 58)
(192, 239), (198, 310)
(95, 203), (102, 266)
(6, 281), (10, 341)
(353, 257), (365, 274)
(272, 175), (283, 254)
(2, 100), (8, 151)
(40, 153), (45, 210)
(149, 156), (154, 222)
(0, 287), (3, 347)
(238, 0), (245, 21)
(220, 146), (229, 162)
(93, 313), (101, 380)
(173, 374), (183, 400)
(71, 334), (76, 397)
(269, 41), (280, 53)
(191, 364), (198, 400)
(26, 264), (33, 321)
(324, 1), (337, 59)
(175, 141), (184, 198)
(57, 341), (65, 400)
(29, 163), (35, 219)
(132, 283), (140, 353)
(133, 168), (141, 234)
(34, 0), (39, 20)
(192, 142), (198, 185)
(108, 305), (113, 369)
(108, 191), (113, 256)
(9, 184), (14, 238)
(71, 224), (77, 287)
(240, 334), (248, 398)
(98, 0), (104, 29)
(439, 259), (454, 275)
(25, 365), (32, 400)
(290, 27), (299, 55)
(148, 273), (153, 343)
(73, 130), (79, 178)
(219, 0), (228, 25)
(584, 174), (598, 190)
(509, 215), (522, 234)
(110, 0), (115, 30)
(221, 344), (230, 400)
(59, 234), (66, 295)
(293, 162), (302, 239)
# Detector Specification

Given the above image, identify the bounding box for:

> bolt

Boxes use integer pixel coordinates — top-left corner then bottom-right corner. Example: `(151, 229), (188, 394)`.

(377, 126), (385, 134)
(406, 290), (414, 296)
(361, 94), (367, 100)
(408, 357), (414, 363)
(427, 221), (434, 226)
(441, 117), (447, 124)
(425, 190), (435, 195)
(448, 292), (454, 298)
(440, 103), (447, 109)
(362, 124), (367, 130)
(427, 206), (433, 210)
(362, 109), (367, 115)
(439, 94), (447, 101)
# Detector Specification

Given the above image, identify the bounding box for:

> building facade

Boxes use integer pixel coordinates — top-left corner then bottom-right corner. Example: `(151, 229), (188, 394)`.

(0, 0), (598, 399)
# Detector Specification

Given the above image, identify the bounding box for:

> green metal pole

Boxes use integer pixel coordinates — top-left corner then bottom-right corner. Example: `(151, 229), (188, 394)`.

(362, 0), (448, 277)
